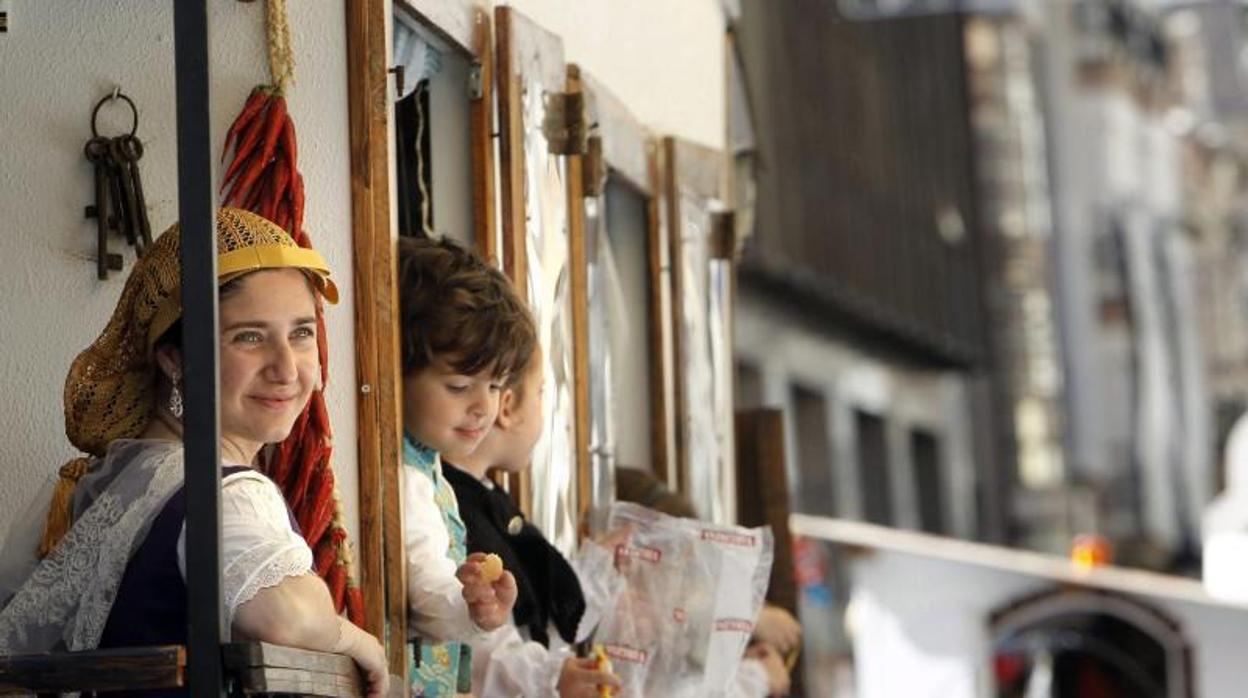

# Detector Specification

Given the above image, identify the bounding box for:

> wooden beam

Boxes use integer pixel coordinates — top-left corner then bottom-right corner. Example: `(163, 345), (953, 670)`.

(494, 5), (531, 511)
(345, 0), (405, 678)
(495, 6), (527, 291)
(647, 140), (673, 487)
(223, 642), (365, 698)
(663, 136), (688, 495)
(566, 64), (592, 536)
(468, 8), (497, 265)
(734, 409), (798, 614)
(0, 645), (184, 695)
(581, 71), (652, 197)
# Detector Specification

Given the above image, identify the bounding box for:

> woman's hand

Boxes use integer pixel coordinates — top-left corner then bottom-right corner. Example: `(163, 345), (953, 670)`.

(753, 604), (802, 655)
(557, 656), (621, 698)
(457, 552), (518, 631)
(234, 575), (390, 698)
(334, 618), (390, 698)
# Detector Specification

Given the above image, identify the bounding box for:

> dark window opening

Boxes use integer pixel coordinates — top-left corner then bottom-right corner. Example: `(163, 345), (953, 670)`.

(792, 384), (835, 517)
(737, 361), (763, 410)
(856, 409), (892, 525)
(911, 429), (945, 534)
(395, 81), (433, 238)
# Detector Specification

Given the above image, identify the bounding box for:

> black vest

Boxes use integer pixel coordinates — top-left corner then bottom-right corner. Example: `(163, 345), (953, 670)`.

(443, 463), (585, 647)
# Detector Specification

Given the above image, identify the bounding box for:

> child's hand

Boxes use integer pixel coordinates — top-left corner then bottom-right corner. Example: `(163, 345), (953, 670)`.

(745, 643), (791, 697)
(457, 553), (518, 631)
(753, 604), (802, 655)
(557, 656), (621, 698)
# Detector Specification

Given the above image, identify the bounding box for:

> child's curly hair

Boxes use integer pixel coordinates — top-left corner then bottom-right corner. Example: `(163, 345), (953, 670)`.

(397, 236), (536, 380)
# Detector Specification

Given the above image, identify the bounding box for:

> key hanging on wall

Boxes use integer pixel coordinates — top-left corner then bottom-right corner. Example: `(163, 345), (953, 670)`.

(83, 88), (152, 279)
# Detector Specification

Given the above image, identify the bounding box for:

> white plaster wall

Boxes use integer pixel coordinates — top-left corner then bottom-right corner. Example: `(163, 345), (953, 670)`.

(0, 1), (358, 540)
(498, 0), (726, 150)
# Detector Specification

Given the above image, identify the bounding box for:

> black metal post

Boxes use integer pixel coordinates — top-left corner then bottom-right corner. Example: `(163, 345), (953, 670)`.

(173, 2), (225, 696)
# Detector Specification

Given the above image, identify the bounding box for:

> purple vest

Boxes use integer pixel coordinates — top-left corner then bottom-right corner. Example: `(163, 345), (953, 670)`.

(98, 466), (298, 696)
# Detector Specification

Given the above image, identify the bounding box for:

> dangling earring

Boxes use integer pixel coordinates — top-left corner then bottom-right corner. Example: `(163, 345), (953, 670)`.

(169, 369), (184, 419)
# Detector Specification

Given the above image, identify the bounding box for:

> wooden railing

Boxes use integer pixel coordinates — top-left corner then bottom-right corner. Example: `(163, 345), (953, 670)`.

(0, 642), (393, 697)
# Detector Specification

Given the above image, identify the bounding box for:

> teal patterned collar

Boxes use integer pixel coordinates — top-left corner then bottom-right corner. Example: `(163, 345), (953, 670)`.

(401, 432), (440, 476)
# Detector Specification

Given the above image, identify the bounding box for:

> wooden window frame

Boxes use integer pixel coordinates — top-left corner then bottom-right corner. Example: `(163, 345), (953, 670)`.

(347, 0), (496, 677)
(495, 6), (580, 537)
(572, 68), (676, 516)
(663, 136), (735, 514)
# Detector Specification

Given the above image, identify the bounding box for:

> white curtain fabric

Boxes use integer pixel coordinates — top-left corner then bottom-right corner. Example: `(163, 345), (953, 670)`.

(393, 17), (442, 101)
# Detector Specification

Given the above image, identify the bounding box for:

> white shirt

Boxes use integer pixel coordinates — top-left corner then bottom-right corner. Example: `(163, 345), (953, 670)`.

(401, 461), (483, 642)
(469, 540), (621, 697)
(175, 470), (313, 631)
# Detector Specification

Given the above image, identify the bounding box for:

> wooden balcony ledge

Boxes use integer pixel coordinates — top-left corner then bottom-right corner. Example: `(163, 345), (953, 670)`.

(0, 641), (387, 697)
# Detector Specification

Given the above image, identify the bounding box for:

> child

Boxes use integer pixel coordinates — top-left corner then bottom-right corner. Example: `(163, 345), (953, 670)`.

(397, 236), (534, 696)
(443, 344), (626, 697)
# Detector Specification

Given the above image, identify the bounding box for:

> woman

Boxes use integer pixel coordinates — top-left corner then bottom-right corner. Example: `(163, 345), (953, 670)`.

(0, 209), (388, 697)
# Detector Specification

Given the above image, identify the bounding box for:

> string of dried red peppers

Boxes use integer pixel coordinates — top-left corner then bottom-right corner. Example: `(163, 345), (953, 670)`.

(219, 85), (364, 625)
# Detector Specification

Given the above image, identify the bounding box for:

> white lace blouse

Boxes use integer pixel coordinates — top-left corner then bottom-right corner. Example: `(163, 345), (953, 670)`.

(176, 470), (313, 631)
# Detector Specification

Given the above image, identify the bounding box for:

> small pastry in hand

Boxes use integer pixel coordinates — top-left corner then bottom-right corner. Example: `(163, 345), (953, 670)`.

(481, 552), (504, 583)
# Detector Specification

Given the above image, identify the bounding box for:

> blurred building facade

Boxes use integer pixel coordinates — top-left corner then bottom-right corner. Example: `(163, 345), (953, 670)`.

(733, 0), (1248, 571)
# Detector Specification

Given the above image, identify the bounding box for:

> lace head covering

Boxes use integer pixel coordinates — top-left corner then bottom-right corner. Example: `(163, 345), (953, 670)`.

(42, 208), (338, 555)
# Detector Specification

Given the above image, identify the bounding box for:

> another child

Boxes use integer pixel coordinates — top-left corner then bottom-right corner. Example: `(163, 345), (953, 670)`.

(443, 344), (627, 697)
(397, 236), (535, 696)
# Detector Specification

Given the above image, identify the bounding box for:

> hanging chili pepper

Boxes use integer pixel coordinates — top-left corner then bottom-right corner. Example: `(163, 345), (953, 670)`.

(289, 438), (322, 510)
(327, 562), (348, 609)
(291, 172), (306, 240)
(304, 467), (337, 545)
(267, 154), (292, 222)
(221, 88), (269, 162)
(346, 585), (365, 627)
(230, 97), (287, 209)
(280, 116), (298, 171)
(314, 528), (348, 576)
(219, 0), (362, 624)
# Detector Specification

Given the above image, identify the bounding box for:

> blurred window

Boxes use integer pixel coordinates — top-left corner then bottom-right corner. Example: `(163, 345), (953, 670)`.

(856, 409), (892, 524)
(792, 384), (835, 516)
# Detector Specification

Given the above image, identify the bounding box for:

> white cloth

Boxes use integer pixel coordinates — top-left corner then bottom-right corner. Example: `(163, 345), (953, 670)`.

(0, 441), (312, 653)
(177, 470), (313, 630)
(732, 657), (771, 698)
(1204, 412), (1248, 600)
(469, 540), (622, 697)
(402, 462), (481, 642)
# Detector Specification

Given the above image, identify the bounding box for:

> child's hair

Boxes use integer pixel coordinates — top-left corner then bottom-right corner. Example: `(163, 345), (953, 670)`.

(615, 467), (699, 518)
(397, 236), (535, 380)
(504, 345), (541, 407)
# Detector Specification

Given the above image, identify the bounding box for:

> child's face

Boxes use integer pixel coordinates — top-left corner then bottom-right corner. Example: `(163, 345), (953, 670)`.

(402, 359), (504, 460)
(493, 348), (546, 473)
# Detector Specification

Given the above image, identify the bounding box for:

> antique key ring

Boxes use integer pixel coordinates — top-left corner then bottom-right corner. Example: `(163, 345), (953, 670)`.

(90, 89), (139, 139)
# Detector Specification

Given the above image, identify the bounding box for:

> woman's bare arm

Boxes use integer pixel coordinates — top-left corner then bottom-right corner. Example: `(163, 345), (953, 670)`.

(233, 573), (389, 698)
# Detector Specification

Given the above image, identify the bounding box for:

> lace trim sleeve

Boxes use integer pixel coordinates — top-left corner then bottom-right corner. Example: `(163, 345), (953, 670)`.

(181, 472), (313, 630)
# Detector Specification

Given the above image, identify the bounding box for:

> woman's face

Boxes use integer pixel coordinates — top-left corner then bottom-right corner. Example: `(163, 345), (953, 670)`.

(217, 268), (320, 463)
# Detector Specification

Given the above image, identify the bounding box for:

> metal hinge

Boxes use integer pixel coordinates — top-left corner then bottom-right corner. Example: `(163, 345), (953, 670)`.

(468, 64), (484, 100)
(543, 91), (588, 155)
